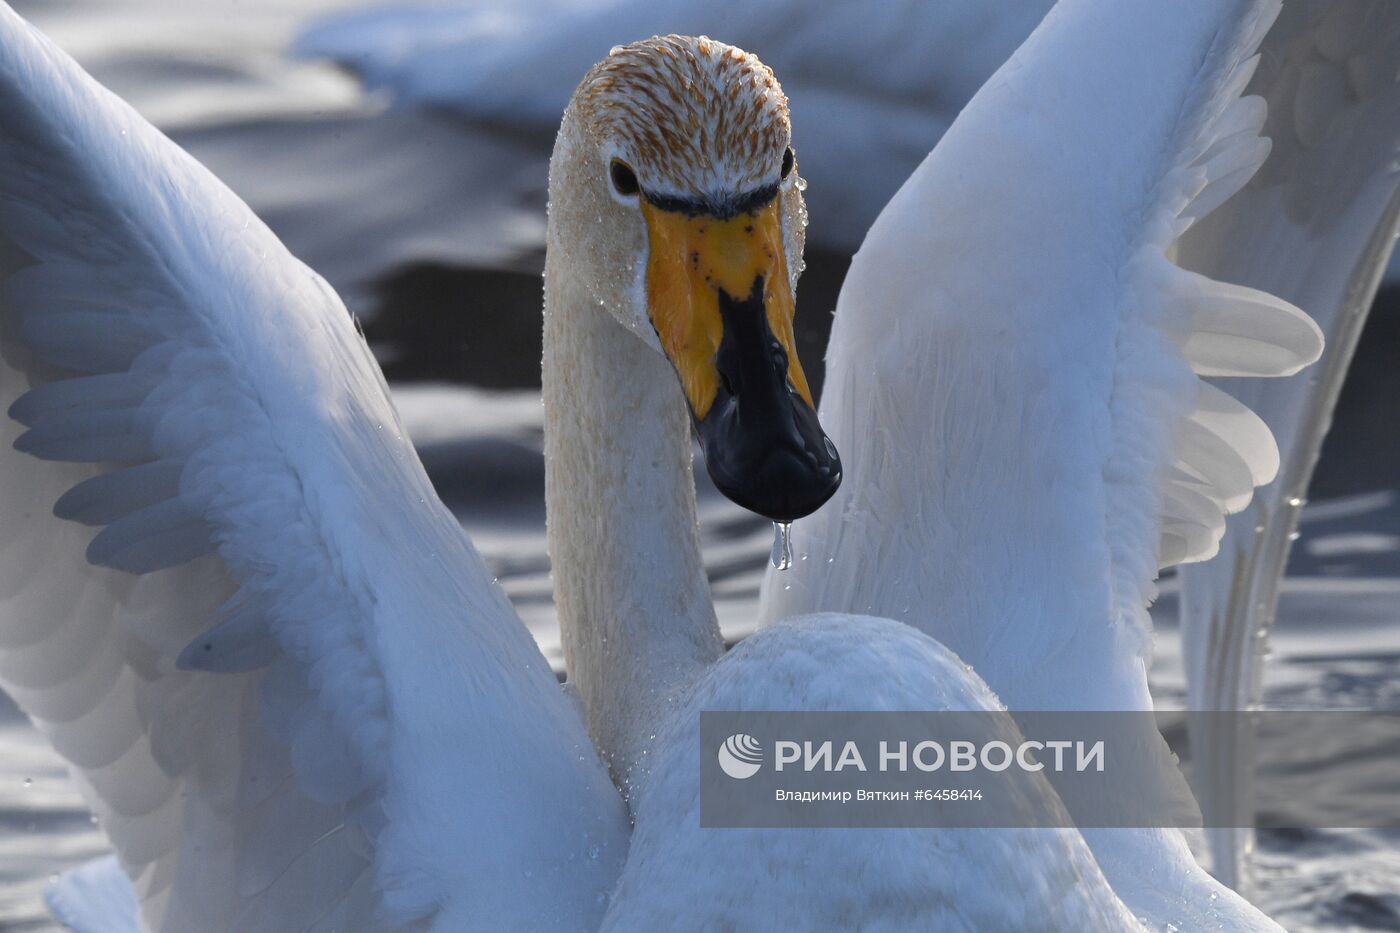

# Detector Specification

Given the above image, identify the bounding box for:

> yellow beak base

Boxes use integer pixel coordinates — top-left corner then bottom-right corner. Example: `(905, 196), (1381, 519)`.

(642, 197), (812, 421)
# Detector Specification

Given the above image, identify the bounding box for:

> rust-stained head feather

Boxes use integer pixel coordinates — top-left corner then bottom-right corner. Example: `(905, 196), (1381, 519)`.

(574, 35), (791, 200)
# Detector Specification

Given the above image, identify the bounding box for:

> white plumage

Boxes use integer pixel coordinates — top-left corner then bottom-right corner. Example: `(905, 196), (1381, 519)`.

(0, 0), (1395, 929)
(0, 6), (625, 928)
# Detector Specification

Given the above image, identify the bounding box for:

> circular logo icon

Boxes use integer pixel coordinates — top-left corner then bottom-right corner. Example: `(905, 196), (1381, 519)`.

(717, 733), (763, 779)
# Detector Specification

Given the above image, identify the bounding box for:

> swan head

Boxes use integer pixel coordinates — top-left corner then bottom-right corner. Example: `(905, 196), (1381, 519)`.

(551, 35), (841, 522)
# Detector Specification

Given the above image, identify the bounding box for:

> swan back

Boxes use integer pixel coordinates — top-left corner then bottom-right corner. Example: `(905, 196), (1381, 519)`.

(604, 614), (1140, 931)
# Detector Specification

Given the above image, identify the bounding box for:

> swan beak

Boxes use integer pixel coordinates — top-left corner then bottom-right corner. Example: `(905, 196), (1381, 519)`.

(642, 196), (842, 522)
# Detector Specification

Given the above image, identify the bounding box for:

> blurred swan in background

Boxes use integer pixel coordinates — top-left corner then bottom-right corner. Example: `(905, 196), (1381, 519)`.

(0, 0), (1397, 930)
(302, 0), (1400, 892)
(295, 0), (1054, 252)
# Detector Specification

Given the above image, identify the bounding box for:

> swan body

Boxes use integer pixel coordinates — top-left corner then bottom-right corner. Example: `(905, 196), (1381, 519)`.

(0, 0), (1393, 929)
(604, 614), (1135, 931)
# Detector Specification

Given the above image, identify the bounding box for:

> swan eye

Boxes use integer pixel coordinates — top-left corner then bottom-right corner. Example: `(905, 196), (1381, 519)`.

(610, 158), (639, 196)
(780, 147), (794, 180)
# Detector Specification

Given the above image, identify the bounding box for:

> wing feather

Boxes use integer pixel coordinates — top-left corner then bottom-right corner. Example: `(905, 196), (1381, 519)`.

(1176, 274), (1324, 377)
(0, 5), (626, 929)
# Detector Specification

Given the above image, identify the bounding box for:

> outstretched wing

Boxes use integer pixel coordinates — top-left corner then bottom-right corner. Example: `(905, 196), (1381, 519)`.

(763, 0), (1312, 709)
(0, 6), (625, 930)
(1173, 0), (1400, 890)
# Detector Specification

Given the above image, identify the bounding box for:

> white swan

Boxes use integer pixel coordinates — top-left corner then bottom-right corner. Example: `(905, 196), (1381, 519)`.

(301, 0), (1400, 892)
(0, 0), (1389, 929)
(0, 7), (1132, 928)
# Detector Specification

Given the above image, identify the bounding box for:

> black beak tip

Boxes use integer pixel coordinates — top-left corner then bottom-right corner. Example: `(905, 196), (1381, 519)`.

(695, 275), (843, 523)
(709, 443), (843, 523)
(697, 398), (843, 523)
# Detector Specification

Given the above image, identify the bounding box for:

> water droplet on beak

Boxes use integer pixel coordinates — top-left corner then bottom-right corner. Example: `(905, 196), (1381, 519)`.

(771, 521), (793, 571)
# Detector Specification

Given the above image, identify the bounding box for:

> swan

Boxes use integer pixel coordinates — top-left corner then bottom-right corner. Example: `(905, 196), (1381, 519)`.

(0, 0), (1390, 929)
(303, 0), (1400, 892)
(0, 8), (1134, 929)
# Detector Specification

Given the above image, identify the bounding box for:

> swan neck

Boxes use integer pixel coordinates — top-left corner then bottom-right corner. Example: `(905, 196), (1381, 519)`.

(542, 238), (722, 784)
